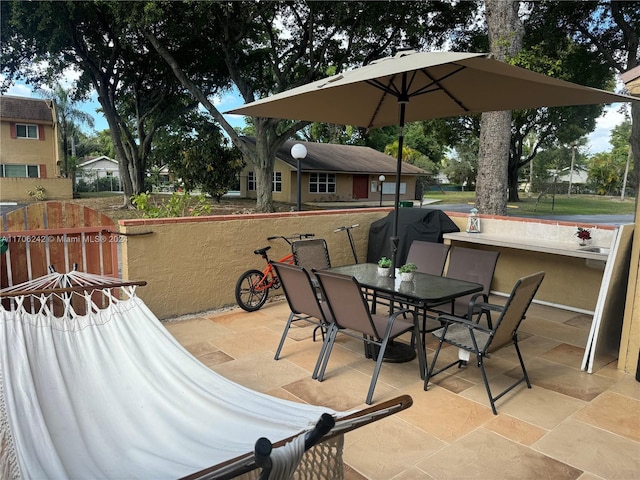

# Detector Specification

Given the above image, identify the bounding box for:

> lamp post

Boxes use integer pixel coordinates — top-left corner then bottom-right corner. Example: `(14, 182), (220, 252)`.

(378, 174), (386, 206)
(291, 143), (307, 211)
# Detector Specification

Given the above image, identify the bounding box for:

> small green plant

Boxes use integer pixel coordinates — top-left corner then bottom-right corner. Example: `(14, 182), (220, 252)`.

(26, 185), (47, 201)
(399, 262), (417, 273)
(378, 257), (392, 268)
(131, 191), (212, 218)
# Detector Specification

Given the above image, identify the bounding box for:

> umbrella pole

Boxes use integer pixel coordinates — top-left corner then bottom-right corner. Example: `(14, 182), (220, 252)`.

(390, 99), (407, 278)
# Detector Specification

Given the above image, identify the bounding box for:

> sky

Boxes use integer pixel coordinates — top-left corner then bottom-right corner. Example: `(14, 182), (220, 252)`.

(5, 79), (627, 155)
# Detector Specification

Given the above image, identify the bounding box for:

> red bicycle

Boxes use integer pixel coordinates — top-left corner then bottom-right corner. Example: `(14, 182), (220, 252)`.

(235, 234), (314, 312)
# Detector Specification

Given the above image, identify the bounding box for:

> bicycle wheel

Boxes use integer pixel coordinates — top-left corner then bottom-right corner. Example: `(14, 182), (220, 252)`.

(235, 269), (270, 312)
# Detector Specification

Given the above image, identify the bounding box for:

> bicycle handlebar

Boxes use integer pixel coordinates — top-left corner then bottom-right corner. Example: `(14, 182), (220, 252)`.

(334, 224), (359, 233)
(266, 233), (315, 243)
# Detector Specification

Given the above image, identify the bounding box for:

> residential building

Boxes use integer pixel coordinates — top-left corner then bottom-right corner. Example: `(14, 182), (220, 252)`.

(239, 138), (428, 205)
(77, 156), (121, 192)
(0, 95), (72, 201)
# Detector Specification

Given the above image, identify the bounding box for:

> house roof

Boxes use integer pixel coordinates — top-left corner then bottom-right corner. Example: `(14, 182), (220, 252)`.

(241, 137), (428, 176)
(79, 156), (119, 168)
(0, 95), (55, 123)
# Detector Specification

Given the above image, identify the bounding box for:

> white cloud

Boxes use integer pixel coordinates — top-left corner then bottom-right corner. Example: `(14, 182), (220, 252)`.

(586, 104), (627, 154)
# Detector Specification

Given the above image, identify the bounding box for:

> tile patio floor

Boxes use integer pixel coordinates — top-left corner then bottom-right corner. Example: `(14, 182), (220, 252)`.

(164, 296), (640, 480)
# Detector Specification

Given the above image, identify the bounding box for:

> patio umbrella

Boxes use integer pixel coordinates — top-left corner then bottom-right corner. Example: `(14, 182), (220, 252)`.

(227, 50), (634, 272)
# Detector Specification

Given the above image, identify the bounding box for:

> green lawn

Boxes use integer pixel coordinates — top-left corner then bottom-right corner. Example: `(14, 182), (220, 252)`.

(423, 191), (636, 216)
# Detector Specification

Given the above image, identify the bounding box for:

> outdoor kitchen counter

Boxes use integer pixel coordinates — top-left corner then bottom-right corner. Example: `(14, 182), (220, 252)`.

(443, 232), (610, 262)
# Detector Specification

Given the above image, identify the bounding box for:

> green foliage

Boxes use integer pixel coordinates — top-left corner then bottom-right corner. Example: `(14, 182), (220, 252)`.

(26, 185), (46, 201)
(131, 192), (211, 219)
(588, 153), (624, 196)
(378, 257), (392, 268)
(399, 263), (417, 273)
(151, 111), (245, 201)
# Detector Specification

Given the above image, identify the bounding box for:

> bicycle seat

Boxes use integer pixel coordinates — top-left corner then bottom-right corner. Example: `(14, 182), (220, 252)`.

(254, 246), (271, 256)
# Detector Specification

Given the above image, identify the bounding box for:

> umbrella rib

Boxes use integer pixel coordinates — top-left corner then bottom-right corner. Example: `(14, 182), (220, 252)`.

(365, 71), (418, 128)
(412, 65), (471, 112)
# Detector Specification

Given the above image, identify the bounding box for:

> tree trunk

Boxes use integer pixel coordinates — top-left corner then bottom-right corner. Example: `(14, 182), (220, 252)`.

(476, 0), (523, 216)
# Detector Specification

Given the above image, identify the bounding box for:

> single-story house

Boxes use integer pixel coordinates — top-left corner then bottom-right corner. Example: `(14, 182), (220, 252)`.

(239, 137), (428, 204)
(77, 156), (121, 190)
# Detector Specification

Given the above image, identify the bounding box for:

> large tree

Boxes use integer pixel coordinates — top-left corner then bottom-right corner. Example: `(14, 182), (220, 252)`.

(142, 0), (478, 212)
(475, 0), (523, 215)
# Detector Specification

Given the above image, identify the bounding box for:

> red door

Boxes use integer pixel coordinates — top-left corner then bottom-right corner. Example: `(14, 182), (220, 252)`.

(352, 175), (369, 199)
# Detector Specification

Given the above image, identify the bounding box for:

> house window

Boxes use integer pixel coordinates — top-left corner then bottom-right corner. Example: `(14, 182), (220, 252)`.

(16, 124), (39, 139)
(272, 172), (282, 192)
(247, 171), (282, 192)
(309, 173), (336, 193)
(0, 164), (39, 178)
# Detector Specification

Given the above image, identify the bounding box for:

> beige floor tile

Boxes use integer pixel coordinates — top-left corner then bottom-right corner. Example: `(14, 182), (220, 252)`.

(343, 416), (446, 480)
(608, 372), (640, 400)
(540, 343), (587, 368)
(515, 358), (616, 401)
(351, 355), (424, 391)
(163, 317), (230, 345)
(209, 326), (284, 359)
(573, 391), (640, 441)
(534, 418), (640, 479)
(284, 366), (394, 411)
(208, 308), (283, 332)
(520, 317), (590, 349)
(418, 428), (582, 480)
(564, 313), (594, 329)
(399, 384), (495, 443)
(390, 466), (436, 479)
(484, 414), (548, 446)
(461, 375), (586, 429)
(198, 350), (235, 368)
(212, 350), (310, 392)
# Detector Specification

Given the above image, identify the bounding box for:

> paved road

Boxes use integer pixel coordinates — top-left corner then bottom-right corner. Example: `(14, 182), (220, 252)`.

(425, 203), (634, 226)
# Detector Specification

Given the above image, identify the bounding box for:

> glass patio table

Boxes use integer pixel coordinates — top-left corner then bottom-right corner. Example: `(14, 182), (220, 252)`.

(326, 263), (483, 362)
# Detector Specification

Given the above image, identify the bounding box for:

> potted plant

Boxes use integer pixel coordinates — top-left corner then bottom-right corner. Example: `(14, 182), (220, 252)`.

(576, 227), (592, 246)
(377, 257), (392, 276)
(398, 262), (417, 282)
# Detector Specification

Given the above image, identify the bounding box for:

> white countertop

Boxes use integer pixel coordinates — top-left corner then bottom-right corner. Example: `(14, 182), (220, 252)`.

(443, 232), (610, 261)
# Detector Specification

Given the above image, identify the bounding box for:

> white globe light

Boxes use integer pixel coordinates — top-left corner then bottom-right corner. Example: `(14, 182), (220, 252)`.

(291, 143), (307, 159)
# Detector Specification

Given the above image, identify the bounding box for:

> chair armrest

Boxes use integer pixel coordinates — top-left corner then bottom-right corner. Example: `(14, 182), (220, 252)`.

(437, 313), (493, 335)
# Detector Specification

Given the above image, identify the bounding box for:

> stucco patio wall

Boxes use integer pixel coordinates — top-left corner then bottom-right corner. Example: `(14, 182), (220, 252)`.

(119, 208), (390, 319)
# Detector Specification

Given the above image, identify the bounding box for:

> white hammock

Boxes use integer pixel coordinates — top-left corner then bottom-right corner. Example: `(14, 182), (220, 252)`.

(0, 271), (347, 479)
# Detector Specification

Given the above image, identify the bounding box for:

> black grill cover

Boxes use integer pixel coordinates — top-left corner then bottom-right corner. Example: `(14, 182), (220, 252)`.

(366, 209), (460, 265)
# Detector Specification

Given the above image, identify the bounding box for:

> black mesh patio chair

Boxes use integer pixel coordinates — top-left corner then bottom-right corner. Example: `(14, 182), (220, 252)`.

(405, 240), (450, 276)
(424, 271), (545, 415)
(422, 247), (500, 344)
(292, 238), (331, 271)
(313, 269), (426, 405)
(271, 262), (332, 377)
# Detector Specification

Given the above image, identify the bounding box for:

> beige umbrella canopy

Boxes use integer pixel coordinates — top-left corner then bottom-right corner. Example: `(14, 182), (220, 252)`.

(228, 50), (634, 271)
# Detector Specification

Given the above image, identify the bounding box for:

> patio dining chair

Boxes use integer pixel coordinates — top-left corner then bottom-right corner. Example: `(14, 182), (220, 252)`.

(405, 240), (450, 276)
(271, 262), (332, 376)
(423, 247), (500, 344)
(292, 238), (331, 271)
(313, 269), (426, 405)
(424, 271), (545, 414)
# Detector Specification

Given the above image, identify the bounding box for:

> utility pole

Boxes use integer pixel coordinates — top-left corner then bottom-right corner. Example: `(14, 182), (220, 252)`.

(568, 142), (576, 196)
